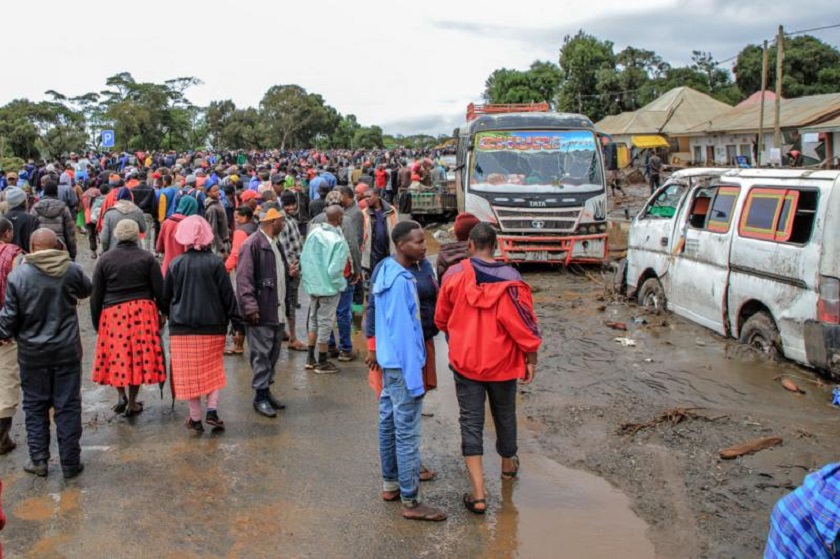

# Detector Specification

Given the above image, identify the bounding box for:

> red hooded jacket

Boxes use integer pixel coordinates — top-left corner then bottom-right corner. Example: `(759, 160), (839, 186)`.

(435, 258), (541, 382)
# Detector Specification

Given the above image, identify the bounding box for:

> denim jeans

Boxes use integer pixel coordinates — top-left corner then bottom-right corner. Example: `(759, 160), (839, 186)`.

(20, 362), (83, 469)
(454, 371), (518, 458)
(378, 368), (423, 503)
(329, 282), (355, 352)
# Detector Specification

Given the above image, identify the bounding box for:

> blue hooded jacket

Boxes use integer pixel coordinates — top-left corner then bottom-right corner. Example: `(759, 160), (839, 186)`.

(370, 257), (426, 397)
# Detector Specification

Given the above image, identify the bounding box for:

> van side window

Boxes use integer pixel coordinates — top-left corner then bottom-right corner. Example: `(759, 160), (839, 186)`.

(686, 186), (739, 232)
(739, 188), (818, 244)
(707, 187), (740, 233)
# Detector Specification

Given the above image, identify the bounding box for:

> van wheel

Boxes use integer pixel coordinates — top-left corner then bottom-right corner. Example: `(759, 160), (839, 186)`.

(638, 277), (666, 313)
(739, 311), (781, 360)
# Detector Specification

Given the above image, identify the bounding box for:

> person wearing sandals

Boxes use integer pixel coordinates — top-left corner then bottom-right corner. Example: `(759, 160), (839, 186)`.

(90, 219), (166, 418)
(435, 223), (541, 515)
(365, 221), (446, 522)
(163, 215), (240, 432)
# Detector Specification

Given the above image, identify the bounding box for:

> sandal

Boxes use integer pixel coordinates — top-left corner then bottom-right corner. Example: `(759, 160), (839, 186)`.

(124, 401), (144, 418)
(112, 396), (128, 414)
(402, 501), (447, 522)
(501, 455), (520, 480)
(381, 489), (400, 502)
(419, 465), (437, 482)
(288, 340), (308, 352)
(463, 493), (487, 515)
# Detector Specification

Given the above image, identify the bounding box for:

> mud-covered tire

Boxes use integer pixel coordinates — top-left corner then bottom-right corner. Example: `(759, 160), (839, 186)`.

(739, 311), (781, 359)
(637, 277), (666, 313)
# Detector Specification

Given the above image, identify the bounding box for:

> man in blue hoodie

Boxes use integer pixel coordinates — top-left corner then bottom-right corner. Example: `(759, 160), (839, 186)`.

(365, 220), (447, 522)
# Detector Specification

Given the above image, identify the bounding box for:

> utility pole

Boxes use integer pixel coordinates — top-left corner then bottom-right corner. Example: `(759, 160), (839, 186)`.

(758, 40), (769, 166)
(774, 25), (784, 162)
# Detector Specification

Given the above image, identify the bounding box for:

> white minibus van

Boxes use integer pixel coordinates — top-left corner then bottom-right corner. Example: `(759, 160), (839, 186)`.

(626, 168), (840, 376)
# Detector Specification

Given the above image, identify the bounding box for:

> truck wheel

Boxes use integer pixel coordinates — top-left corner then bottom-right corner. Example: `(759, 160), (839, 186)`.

(637, 277), (666, 313)
(739, 311), (781, 360)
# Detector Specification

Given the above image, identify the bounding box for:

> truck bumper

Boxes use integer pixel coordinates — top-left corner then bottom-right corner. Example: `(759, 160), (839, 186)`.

(804, 320), (840, 375)
(496, 234), (608, 265)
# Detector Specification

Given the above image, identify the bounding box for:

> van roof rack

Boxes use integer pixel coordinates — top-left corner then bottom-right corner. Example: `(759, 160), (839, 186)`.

(466, 102), (550, 121)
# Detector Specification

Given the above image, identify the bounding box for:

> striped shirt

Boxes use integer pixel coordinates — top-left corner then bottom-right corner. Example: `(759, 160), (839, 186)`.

(765, 463), (840, 558)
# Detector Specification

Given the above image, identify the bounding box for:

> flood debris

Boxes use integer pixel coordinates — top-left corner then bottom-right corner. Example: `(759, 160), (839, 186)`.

(605, 321), (628, 331)
(719, 436), (783, 460)
(618, 407), (722, 436)
(614, 337), (637, 347)
(779, 378), (805, 394)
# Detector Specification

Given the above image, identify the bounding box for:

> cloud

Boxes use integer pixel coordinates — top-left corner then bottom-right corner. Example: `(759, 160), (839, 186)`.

(380, 112), (464, 137)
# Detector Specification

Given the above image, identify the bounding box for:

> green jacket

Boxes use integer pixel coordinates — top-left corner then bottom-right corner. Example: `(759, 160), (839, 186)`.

(301, 223), (349, 297)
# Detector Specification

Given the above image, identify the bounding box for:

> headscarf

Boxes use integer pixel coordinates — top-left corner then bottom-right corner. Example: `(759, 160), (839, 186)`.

(117, 187), (133, 201)
(175, 195), (199, 216)
(114, 219), (140, 243)
(175, 215), (214, 251)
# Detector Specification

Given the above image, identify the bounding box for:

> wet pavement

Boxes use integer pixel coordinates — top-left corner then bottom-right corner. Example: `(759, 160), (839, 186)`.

(3, 242), (837, 558)
(0, 250), (656, 559)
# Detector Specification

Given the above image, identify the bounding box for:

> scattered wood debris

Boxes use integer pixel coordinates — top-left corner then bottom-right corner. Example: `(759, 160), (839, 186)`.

(719, 436), (783, 460)
(618, 407), (724, 436)
(780, 378), (805, 394)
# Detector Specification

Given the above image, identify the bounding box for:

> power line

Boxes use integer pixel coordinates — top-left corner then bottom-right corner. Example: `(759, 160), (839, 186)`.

(715, 22), (840, 67)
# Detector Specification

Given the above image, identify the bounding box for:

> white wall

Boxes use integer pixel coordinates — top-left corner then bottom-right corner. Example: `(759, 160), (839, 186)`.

(688, 133), (780, 166)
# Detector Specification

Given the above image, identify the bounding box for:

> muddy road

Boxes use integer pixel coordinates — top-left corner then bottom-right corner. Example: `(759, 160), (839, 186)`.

(1, 247), (837, 558)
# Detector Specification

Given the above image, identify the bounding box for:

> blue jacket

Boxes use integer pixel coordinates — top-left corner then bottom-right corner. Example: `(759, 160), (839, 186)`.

(369, 257), (426, 397)
(309, 176), (326, 201)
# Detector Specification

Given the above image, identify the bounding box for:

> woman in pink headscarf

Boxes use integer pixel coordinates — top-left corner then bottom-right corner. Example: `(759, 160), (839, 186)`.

(162, 215), (240, 433)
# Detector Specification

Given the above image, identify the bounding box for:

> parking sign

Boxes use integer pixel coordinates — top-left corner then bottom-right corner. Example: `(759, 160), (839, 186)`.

(101, 130), (115, 148)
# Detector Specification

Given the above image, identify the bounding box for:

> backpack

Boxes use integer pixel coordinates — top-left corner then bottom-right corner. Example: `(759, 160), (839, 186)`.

(90, 195), (106, 224)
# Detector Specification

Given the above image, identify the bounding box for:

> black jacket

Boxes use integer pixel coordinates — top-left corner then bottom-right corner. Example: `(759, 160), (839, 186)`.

(6, 206), (40, 253)
(163, 249), (240, 335)
(131, 183), (158, 218)
(90, 242), (165, 329)
(0, 253), (92, 367)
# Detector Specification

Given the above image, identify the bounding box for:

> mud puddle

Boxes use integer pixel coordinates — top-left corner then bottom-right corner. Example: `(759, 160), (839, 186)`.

(429, 337), (655, 559)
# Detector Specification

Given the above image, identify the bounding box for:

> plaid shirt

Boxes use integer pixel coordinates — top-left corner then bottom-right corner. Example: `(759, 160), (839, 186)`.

(765, 463), (840, 558)
(278, 215), (303, 262)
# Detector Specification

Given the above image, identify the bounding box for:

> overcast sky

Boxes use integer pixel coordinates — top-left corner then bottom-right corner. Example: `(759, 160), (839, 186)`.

(4, 0), (838, 138)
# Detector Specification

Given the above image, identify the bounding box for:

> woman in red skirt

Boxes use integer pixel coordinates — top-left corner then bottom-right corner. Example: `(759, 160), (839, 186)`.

(163, 215), (239, 432)
(91, 219), (166, 416)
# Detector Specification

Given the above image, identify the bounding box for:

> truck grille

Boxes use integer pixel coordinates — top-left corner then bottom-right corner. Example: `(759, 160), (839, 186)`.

(494, 207), (581, 233)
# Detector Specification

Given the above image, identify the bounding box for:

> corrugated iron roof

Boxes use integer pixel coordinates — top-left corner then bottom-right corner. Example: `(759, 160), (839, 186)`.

(687, 93), (840, 134)
(800, 114), (840, 133)
(595, 87), (733, 136)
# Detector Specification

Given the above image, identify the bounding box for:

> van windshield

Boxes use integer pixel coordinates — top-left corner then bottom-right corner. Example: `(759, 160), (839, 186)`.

(470, 130), (603, 193)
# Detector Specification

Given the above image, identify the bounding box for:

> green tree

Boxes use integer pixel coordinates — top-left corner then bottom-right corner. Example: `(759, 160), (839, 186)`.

(260, 85), (339, 149)
(352, 125), (384, 149)
(557, 31), (617, 120)
(483, 61), (562, 107)
(734, 35), (840, 97)
(0, 99), (41, 159)
(330, 114), (362, 148)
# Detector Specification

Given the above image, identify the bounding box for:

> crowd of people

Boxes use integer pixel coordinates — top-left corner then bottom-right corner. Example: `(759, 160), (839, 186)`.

(0, 147), (542, 524)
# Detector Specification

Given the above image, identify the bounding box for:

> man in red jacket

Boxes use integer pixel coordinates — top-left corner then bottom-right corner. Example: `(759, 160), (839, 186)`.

(435, 223), (541, 515)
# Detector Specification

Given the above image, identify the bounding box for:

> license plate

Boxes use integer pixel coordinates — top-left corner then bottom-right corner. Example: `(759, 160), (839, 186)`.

(525, 251), (550, 261)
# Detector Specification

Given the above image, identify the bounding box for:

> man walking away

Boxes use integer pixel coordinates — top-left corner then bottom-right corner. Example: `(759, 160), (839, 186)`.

(3, 187), (39, 253)
(0, 228), (92, 478)
(434, 223), (541, 514)
(237, 208), (293, 418)
(31, 178), (77, 261)
(204, 183), (230, 258)
(130, 172), (158, 251)
(370, 221), (446, 522)
(300, 206), (349, 374)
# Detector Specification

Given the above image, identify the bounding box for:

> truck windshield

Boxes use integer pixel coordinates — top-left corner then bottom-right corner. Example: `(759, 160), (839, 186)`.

(470, 130), (603, 193)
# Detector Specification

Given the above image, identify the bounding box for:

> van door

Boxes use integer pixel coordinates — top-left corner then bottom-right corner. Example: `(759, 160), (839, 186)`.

(667, 183), (740, 334)
(627, 180), (688, 293)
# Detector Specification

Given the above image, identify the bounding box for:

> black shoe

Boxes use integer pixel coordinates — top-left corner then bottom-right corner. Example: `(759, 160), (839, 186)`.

(205, 410), (225, 429)
(337, 350), (358, 362)
(253, 399), (277, 418)
(305, 358), (316, 370)
(24, 459), (48, 477)
(63, 463), (85, 480)
(185, 418), (204, 432)
(328, 348), (340, 359)
(314, 360), (340, 374)
(266, 390), (286, 411)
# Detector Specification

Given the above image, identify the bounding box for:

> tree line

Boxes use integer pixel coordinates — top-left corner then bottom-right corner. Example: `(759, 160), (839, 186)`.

(0, 72), (406, 165)
(483, 31), (840, 123)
